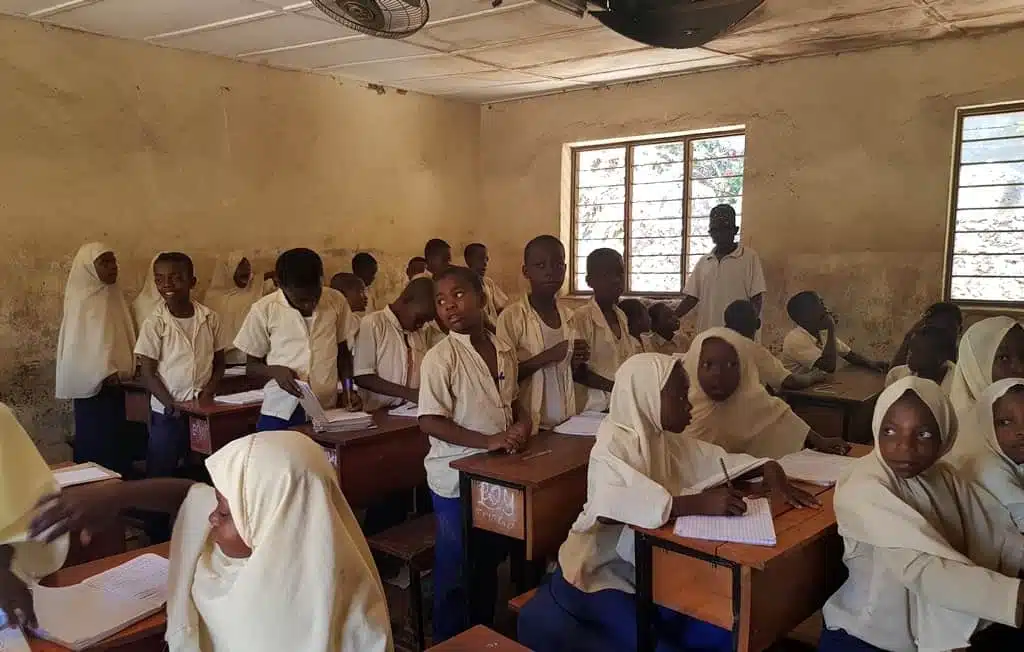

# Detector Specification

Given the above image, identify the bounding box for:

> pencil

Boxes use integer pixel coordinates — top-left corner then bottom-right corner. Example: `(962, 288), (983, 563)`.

(719, 459), (734, 489)
(522, 449), (552, 461)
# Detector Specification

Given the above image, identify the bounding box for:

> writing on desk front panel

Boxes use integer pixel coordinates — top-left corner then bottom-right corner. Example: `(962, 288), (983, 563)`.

(472, 480), (525, 539)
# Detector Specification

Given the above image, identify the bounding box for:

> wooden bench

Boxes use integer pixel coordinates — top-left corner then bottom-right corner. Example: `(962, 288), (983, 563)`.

(508, 588), (537, 614)
(366, 514), (435, 652)
(426, 625), (529, 651)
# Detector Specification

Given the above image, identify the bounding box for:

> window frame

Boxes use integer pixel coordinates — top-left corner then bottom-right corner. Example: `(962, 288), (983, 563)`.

(944, 102), (1024, 311)
(568, 128), (746, 298)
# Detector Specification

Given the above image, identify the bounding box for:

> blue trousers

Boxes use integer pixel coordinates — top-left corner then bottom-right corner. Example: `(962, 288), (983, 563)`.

(73, 384), (127, 474)
(431, 491), (510, 643)
(147, 410), (188, 478)
(817, 629), (883, 651)
(518, 568), (731, 652)
(255, 405), (306, 432)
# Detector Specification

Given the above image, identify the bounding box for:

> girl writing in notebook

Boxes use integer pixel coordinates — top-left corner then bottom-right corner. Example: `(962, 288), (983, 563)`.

(517, 353), (817, 652)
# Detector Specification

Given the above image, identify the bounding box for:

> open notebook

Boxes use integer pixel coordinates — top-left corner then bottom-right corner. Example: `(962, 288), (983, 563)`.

(673, 497), (776, 546)
(214, 389), (265, 405)
(296, 382), (373, 433)
(387, 403), (419, 418)
(31, 553), (169, 651)
(777, 449), (857, 486)
(54, 462), (121, 488)
(553, 411), (606, 437)
(0, 627), (31, 652)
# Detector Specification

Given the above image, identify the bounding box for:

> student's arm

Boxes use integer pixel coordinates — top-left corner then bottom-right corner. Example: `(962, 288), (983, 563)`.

(200, 350), (226, 403)
(138, 356), (178, 415)
(134, 318), (176, 411)
(842, 350), (887, 372)
(889, 330), (915, 368)
(780, 369), (829, 390)
(674, 295), (699, 318)
(814, 323), (840, 373)
(356, 375), (418, 404)
(235, 303), (301, 395)
(749, 292), (764, 316)
(0, 545), (35, 628)
(573, 367), (614, 392)
(337, 341), (354, 382)
(246, 355), (301, 396)
(518, 342), (569, 383)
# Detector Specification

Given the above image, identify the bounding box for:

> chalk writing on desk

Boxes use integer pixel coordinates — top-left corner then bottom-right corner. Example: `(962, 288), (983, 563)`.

(189, 419), (212, 455)
(322, 446), (339, 471)
(471, 480), (525, 539)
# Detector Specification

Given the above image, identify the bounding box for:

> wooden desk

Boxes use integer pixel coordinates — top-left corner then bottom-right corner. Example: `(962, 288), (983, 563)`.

(49, 464), (126, 565)
(426, 625), (529, 651)
(122, 372), (260, 425)
(293, 411), (429, 509)
(177, 399), (261, 455)
(632, 444), (871, 652)
(781, 369), (885, 444)
(30, 543), (170, 652)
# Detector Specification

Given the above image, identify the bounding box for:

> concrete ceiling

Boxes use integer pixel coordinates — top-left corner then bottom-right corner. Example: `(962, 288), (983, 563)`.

(5, 0), (1024, 103)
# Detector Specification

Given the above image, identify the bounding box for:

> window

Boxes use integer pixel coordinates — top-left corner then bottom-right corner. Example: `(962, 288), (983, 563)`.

(947, 104), (1024, 306)
(570, 130), (745, 295)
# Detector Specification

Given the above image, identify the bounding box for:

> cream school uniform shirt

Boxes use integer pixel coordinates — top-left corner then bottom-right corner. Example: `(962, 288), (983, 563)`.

(782, 326), (852, 373)
(570, 300), (634, 413)
(682, 245), (766, 332)
(418, 332), (518, 498)
(234, 288), (359, 419)
(643, 331), (690, 357)
(354, 306), (436, 411)
(482, 276), (510, 325)
(749, 340), (792, 391)
(886, 362), (956, 395)
(135, 302), (225, 414)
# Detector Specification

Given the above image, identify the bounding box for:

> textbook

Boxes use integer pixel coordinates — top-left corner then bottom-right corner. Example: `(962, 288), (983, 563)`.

(297, 382), (373, 433)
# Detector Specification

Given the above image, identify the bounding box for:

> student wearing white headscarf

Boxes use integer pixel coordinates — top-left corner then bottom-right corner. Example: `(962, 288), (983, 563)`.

(0, 404), (69, 630)
(132, 253), (166, 330)
(820, 377), (1024, 652)
(955, 379), (1024, 533)
(682, 328), (848, 458)
(948, 316), (1024, 418)
(203, 253), (261, 366)
(56, 242), (136, 472)
(517, 353), (818, 652)
(30, 430), (392, 652)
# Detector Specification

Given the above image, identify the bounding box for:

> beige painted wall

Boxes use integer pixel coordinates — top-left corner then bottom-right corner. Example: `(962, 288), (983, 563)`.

(479, 29), (1024, 356)
(0, 16), (481, 459)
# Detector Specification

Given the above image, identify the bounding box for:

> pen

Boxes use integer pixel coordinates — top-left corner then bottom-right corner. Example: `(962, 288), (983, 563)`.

(719, 459), (733, 489)
(522, 449), (552, 461)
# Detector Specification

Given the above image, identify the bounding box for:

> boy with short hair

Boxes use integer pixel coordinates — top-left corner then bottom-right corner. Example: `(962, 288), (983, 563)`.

(330, 272), (369, 315)
(675, 204), (766, 332)
(422, 239), (452, 278)
(465, 242), (510, 325)
(235, 248), (360, 431)
(497, 235), (587, 431)
(618, 298), (651, 354)
(406, 256), (427, 281)
(782, 291), (887, 374)
(135, 252), (226, 478)
(647, 302), (690, 355)
(570, 248), (633, 412)
(351, 252), (381, 312)
(724, 299), (827, 392)
(885, 325), (958, 394)
(354, 277), (438, 411)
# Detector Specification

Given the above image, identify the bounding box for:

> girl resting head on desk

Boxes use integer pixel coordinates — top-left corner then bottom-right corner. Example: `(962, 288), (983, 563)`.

(517, 352), (819, 652)
(30, 430), (393, 652)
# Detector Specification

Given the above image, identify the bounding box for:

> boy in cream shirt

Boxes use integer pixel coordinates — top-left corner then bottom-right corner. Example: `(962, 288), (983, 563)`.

(782, 291), (886, 374)
(465, 242), (510, 326)
(135, 252), (226, 479)
(646, 303), (690, 356)
(235, 248), (360, 431)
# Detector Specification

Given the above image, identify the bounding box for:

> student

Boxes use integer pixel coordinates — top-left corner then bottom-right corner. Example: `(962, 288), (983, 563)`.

(234, 248), (360, 431)
(406, 256), (427, 281)
(330, 272), (369, 315)
(464, 242), (510, 325)
(0, 403), (69, 630)
(417, 266), (531, 641)
(352, 252), (380, 312)
(889, 302), (963, 368)
(675, 204), (766, 332)
(884, 325), (957, 394)
(132, 253), (166, 330)
(422, 238), (452, 278)
(31, 430), (393, 652)
(819, 377), (1024, 652)
(56, 242), (136, 473)
(948, 316), (1024, 417)
(497, 235), (586, 432)
(203, 252), (262, 366)
(645, 302), (690, 356)
(782, 291), (887, 374)
(354, 277), (437, 411)
(955, 379), (1024, 532)
(135, 253), (226, 479)
(684, 328), (848, 457)
(571, 249), (634, 412)
(517, 354), (817, 652)
(725, 299), (827, 392)
(617, 298), (650, 354)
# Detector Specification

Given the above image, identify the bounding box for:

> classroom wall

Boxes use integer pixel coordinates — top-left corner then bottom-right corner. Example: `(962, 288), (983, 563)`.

(0, 16), (481, 459)
(478, 28), (1024, 354)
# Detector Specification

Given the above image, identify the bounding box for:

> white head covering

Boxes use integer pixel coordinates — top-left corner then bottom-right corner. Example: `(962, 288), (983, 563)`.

(831, 376), (1022, 650)
(682, 327), (809, 458)
(203, 252), (261, 354)
(0, 403), (69, 581)
(948, 316), (1020, 417)
(165, 431), (392, 652)
(131, 253), (166, 329)
(956, 378), (1024, 531)
(55, 243), (136, 399)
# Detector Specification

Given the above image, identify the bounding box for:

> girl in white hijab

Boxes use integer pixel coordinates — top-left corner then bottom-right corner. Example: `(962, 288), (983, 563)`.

(203, 253), (261, 366)
(132, 253), (167, 330)
(31, 430), (392, 652)
(683, 328), (848, 458)
(55, 242), (136, 472)
(517, 353), (818, 652)
(948, 316), (1024, 418)
(820, 377), (1024, 652)
(955, 378), (1024, 532)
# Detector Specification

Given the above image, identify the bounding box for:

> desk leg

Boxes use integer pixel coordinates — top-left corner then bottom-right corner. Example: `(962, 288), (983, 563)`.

(459, 472), (473, 634)
(635, 532), (655, 652)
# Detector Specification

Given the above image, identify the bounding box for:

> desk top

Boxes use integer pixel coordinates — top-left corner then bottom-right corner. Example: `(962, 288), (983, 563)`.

(426, 625), (529, 651)
(294, 410), (421, 447)
(782, 368), (886, 404)
(451, 432), (595, 489)
(30, 543), (171, 651)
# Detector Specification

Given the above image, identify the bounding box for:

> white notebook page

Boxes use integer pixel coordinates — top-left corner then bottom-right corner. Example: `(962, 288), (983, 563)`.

(777, 449), (856, 486)
(0, 628), (31, 652)
(672, 497), (776, 546)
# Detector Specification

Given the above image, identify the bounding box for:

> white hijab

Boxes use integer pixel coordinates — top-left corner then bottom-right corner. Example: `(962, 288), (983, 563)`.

(165, 431), (392, 652)
(948, 316), (1020, 417)
(203, 252), (261, 352)
(132, 254), (166, 330)
(956, 378), (1024, 532)
(558, 353), (764, 594)
(55, 243), (136, 399)
(833, 377), (1022, 650)
(682, 327), (809, 458)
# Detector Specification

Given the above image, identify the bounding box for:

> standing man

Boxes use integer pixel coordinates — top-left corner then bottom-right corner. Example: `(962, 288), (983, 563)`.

(675, 204), (766, 333)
